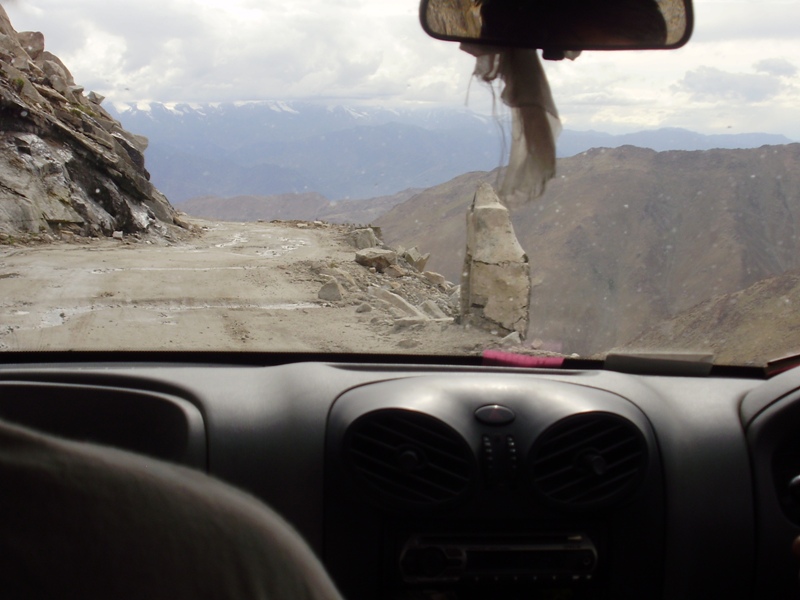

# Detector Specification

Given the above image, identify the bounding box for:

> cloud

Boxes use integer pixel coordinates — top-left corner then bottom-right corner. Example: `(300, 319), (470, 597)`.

(5, 0), (800, 140)
(754, 58), (798, 78)
(674, 66), (784, 103)
(5, 0), (474, 106)
(690, 1), (800, 43)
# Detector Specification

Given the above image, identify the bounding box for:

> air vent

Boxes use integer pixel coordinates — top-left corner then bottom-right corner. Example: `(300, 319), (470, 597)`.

(343, 409), (476, 508)
(530, 412), (647, 509)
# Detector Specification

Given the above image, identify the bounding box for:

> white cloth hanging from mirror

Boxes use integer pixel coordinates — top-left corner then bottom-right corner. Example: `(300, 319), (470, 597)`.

(462, 44), (571, 206)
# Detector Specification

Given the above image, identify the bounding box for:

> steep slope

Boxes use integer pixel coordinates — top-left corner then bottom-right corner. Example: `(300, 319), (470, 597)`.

(624, 269), (800, 366)
(0, 8), (178, 240)
(317, 189), (421, 224)
(377, 144), (800, 355)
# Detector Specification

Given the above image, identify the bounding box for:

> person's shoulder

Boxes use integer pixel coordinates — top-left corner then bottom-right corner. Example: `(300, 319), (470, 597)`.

(0, 419), (343, 600)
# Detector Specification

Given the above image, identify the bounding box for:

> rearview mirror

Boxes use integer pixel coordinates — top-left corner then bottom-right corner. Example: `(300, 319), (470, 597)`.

(420, 0), (693, 52)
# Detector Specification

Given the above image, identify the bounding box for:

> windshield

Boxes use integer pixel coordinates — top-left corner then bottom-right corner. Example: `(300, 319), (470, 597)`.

(1, 0), (799, 366)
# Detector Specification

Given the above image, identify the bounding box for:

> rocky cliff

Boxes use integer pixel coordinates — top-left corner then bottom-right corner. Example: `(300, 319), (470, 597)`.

(0, 7), (179, 241)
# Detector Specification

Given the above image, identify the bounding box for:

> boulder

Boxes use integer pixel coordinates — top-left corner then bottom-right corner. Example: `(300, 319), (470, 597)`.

(35, 51), (74, 85)
(422, 271), (447, 287)
(449, 286), (461, 304)
(318, 278), (345, 302)
(355, 248), (396, 272)
(384, 264), (407, 278)
(369, 287), (425, 318)
(460, 182), (530, 337)
(349, 227), (379, 249)
(402, 247), (430, 272)
(501, 331), (522, 346)
(392, 317), (428, 331)
(87, 91), (105, 105)
(17, 31), (44, 60)
(40, 58), (76, 103)
(320, 267), (356, 289)
(419, 300), (448, 320)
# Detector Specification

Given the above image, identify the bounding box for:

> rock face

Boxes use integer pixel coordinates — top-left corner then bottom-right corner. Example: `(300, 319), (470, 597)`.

(0, 7), (177, 239)
(460, 182), (530, 337)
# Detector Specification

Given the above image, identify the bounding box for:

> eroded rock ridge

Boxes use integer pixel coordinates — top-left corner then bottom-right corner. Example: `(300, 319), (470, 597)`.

(0, 7), (178, 240)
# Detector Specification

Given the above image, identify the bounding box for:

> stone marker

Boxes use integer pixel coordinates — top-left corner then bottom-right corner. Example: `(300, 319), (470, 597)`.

(460, 182), (530, 338)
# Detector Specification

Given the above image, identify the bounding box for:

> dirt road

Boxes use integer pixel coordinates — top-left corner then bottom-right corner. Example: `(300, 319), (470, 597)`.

(0, 219), (497, 355)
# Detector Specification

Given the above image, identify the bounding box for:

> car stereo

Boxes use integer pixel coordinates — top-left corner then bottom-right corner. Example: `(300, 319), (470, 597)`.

(399, 533), (597, 584)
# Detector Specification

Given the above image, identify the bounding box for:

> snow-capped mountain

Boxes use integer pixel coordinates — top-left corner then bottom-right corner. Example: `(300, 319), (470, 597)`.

(107, 101), (794, 203)
(109, 101), (505, 202)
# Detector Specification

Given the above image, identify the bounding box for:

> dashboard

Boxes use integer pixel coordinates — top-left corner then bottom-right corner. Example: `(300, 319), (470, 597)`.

(2, 354), (800, 599)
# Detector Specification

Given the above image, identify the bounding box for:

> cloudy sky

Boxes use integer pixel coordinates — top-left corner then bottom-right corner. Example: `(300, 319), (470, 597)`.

(4, 0), (800, 139)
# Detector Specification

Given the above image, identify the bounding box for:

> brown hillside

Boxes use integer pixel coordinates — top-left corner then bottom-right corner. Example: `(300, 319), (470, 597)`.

(178, 192), (329, 222)
(177, 188), (419, 224)
(624, 269), (800, 366)
(376, 144), (800, 355)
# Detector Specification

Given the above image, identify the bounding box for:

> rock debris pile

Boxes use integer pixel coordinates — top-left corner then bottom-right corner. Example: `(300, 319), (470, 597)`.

(311, 225), (463, 338)
(303, 208), (532, 348)
(0, 7), (180, 241)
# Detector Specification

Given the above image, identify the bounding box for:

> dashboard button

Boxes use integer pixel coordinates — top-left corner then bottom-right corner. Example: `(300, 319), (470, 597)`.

(475, 405), (516, 425)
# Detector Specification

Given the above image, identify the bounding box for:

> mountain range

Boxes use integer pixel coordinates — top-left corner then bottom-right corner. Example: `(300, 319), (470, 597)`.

(177, 189), (419, 225)
(375, 144), (800, 359)
(109, 101), (795, 204)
